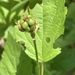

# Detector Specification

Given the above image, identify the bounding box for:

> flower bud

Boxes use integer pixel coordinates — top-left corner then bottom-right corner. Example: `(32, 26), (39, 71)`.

(25, 27), (30, 32)
(22, 22), (28, 29)
(20, 19), (24, 25)
(28, 19), (36, 26)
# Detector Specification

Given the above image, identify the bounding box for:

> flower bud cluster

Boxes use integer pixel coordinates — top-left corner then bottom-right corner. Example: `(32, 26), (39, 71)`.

(17, 15), (37, 33)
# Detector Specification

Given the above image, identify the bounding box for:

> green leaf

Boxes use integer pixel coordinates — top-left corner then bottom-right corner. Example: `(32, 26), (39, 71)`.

(0, 8), (4, 20)
(17, 51), (32, 75)
(0, 33), (32, 75)
(51, 48), (75, 72)
(67, 2), (75, 20)
(0, 1), (18, 10)
(29, 0), (42, 9)
(0, 25), (7, 38)
(54, 20), (75, 48)
(15, 0), (66, 62)
(11, 0), (28, 12)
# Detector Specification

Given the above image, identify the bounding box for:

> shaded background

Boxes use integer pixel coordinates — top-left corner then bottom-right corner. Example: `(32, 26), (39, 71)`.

(0, 0), (75, 75)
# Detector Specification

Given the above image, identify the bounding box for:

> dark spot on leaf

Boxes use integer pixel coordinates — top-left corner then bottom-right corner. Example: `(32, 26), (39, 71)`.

(46, 37), (50, 43)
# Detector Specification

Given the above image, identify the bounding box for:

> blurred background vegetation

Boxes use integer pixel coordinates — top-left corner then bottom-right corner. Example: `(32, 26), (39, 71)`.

(0, 0), (75, 75)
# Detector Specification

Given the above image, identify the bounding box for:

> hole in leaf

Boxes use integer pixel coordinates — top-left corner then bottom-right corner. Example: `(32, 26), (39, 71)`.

(46, 37), (50, 43)
(18, 41), (26, 50)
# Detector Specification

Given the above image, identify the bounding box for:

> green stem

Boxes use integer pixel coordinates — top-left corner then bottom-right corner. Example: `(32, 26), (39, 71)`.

(32, 35), (44, 75)
(40, 62), (44, 75)
(33, 39), (38, 62)
(33, 39), (40, 75)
